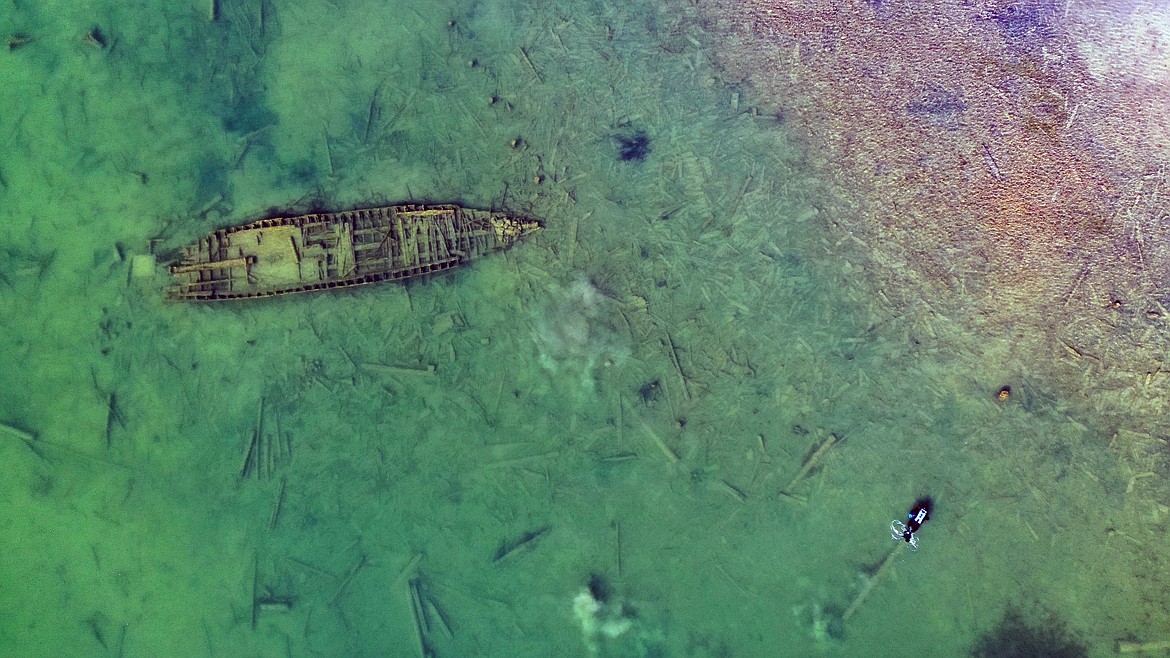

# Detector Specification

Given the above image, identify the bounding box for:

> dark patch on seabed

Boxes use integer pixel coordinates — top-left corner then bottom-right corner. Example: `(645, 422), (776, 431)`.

(614, 124), (652, 163)
(986, 0), (1061, 52)
(971, 603), (1088, 658)
(906, 86), (967, 129)
(197, 0), (283, 210)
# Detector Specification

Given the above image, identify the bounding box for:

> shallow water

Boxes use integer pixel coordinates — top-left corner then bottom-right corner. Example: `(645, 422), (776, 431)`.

(1, 0), (1165, 656)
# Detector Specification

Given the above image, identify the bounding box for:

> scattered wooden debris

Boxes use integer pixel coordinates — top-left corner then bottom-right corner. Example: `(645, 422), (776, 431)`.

(717, 479), (748, 504)
(7, 33), (32, 51)
(423, 588), (454, 641)
(407, 577), (436, 658)
(2, 420), (130, 468)
(664, 331), (693, 400)
(104, 392), (125, 449)
(83, 27), (108, 50)
(239, 396), (290, 481)
(392, 553), (423, 589)
(1, 420), (43, 459)
(493, 526), (550, 562)
(389, 555), (451, 658)
(329, 554), (368, 605)
(613, 521), (623, 576)
(1117, 638), (1170, 654)
(637, 418), (680, 463)
(600, 452), (638, 463)
(843, 544), (900, 621)
(249, 556), (260, 629)
(781, 432), (841, 497)
(777, 490), (808, 505)
(268, 478), (286, 530)
(518, 46), (544, 83)
(249, 556), (294, 629)
(360, 362), (436, 378)
(980, 142), (1002, 181)
(255, 595), (293, 617)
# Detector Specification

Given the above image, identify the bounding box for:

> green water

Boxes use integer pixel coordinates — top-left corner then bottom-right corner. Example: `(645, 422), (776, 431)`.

(0, 0), (1145, 656)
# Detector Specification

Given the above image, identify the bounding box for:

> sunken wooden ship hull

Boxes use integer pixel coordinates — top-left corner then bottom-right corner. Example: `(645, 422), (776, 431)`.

(167, 204), (541, 300)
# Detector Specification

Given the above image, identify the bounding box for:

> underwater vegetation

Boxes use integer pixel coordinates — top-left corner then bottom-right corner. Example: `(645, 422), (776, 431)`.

(614, 128), (651, 162)
(970, 604), (1087, 658)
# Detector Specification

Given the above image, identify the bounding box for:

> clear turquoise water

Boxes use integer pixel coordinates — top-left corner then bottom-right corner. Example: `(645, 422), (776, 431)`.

(0, 1), (1152, 656)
